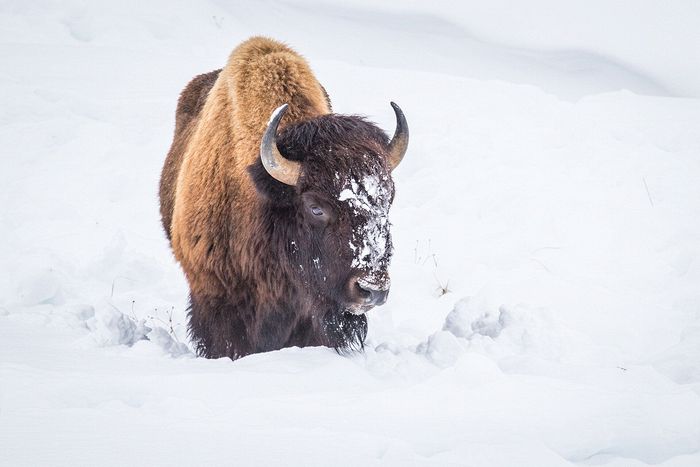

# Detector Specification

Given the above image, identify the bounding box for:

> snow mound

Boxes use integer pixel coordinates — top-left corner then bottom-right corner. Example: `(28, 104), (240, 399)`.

(15, 267), (65, 307)
(654, 324), (700, 389)
(81, 300), (150, 347)
(440, 294), (571, 362)
(70, 300), (191, 357)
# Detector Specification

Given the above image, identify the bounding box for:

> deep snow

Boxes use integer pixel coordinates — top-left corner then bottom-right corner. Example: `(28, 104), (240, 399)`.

(2, 1), (700, 466)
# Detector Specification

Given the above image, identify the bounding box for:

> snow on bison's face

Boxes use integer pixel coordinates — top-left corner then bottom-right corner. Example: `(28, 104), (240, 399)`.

(252, 103), (408, 315)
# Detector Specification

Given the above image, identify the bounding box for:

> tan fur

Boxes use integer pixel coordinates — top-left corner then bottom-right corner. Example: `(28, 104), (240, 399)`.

(167, 37), (331, 298)
(159, 69), (219, 241)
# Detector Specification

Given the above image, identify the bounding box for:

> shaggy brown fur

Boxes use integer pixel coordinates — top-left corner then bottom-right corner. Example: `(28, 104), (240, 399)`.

(160, 37), (398, 359)
(159, 69), (221, 240)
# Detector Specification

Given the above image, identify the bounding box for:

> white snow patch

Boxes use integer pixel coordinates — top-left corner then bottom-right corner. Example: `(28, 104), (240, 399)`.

(338, 188), (355, 202)
(338, 173), (391, 271)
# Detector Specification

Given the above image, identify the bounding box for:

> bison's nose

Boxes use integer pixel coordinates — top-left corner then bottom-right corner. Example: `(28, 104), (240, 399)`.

(355, 281), (389, 306)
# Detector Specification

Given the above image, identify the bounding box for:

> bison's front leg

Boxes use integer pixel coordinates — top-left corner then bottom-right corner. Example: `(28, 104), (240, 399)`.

(187, 293), (252, 359)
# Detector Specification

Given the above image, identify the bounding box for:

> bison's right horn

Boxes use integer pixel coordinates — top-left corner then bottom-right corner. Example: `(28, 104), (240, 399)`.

(387, 102), (409, 171)
(260, 104), (301, 186)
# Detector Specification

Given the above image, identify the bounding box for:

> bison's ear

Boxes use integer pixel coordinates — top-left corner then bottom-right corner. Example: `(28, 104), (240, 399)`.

(248, 159), (296, 205)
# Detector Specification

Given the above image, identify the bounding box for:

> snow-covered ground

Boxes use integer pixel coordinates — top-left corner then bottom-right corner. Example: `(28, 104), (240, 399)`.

(2, 1), (700, 465)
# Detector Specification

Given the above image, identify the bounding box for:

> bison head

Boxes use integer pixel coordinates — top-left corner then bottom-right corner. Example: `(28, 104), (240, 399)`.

(251, 103), (408, 317)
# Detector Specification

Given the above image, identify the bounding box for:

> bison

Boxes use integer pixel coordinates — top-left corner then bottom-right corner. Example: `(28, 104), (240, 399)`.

(159, 37), (409, 359)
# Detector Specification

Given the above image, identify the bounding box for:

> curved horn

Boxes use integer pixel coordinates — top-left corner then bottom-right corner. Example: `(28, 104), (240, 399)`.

(260, 104), (301, 186)
(387, 102), (409, 170)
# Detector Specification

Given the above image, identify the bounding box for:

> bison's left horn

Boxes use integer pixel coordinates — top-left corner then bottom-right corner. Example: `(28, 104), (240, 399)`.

(387, 102), (409, 170)
(260, 104), (301, 186)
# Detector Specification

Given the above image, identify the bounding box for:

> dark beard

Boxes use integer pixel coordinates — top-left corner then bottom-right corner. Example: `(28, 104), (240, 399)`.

(323, 308), (368, 352)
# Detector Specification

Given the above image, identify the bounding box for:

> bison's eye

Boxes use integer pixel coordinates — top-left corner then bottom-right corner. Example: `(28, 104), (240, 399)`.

(301, 192), (334, 225)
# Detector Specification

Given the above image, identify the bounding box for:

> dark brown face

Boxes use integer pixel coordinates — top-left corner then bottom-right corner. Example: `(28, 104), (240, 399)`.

(295, 160), (395, 314)
(251, 114), (396, 315)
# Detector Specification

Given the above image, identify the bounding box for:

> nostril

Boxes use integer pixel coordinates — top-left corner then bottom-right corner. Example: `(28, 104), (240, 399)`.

(354, 281), (372, 300)
(355, 281), (389, 306)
